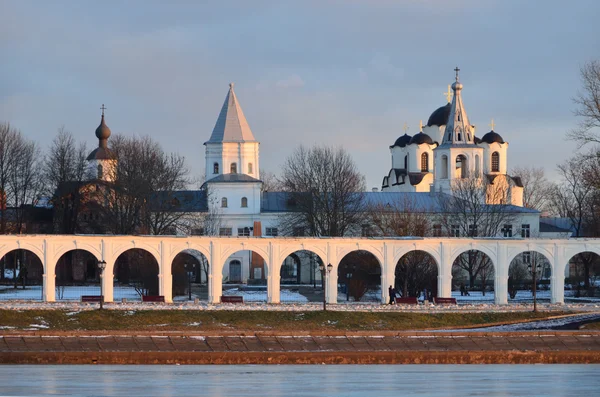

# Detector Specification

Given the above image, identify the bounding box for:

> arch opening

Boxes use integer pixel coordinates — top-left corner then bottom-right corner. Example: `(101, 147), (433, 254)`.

(113, 248), (159, 301)
(564, 251), (600, 300)
(394, 250), (439, 302)
(508, 250), (552, 302)
(441, 155), (448, 179)
(455, 154), (468, 179)
(0, 249), (43, 300)
(452, 249), (495, 303)
(171, 250), (209, 302)
(337, 250), (381, 303)
(221, 249), (269, 302)
(54, 249), (101, 301)
(279, 250), (324, 303)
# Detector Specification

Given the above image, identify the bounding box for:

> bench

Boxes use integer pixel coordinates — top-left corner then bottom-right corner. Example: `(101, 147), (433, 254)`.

(81, 295), (103, 303)
(433, 297), (457, 305)
(395, 297), (419, 305)
(220, 295), (244, 303)
(142, 295), (165, 302)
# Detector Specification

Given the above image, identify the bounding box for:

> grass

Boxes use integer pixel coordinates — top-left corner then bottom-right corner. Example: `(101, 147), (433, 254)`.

(0, 309), (574, 332)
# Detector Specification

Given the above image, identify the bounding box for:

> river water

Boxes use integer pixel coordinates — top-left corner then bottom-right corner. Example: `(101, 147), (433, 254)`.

(0, 365), (598, 396)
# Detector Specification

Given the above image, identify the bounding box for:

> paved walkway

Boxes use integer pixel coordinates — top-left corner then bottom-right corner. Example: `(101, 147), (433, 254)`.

(2, 333), (600, 364)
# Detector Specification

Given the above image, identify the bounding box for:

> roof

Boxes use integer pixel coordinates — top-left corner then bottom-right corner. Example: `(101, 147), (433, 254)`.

(205, 83), (256, 144)
(539, 221), (572, 234)
(261, 192), (302, 212)
(391, 133), (412, 148)
(480, 130), (505, 144)
(427, 103), (451, 126)
(86, 146), (116, 160)
(409, 132), (434, 146)
(540, 217), (576, 234)
(204, 173), (262, 184)
(150, 190), (207, 212)
(442, 70), (475, 145)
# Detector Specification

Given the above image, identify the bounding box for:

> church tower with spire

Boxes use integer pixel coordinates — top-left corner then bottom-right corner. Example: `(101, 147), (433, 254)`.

(432, 68), (484, 195)
(204, 83), (260, 182)
(86, 105), (117, 182)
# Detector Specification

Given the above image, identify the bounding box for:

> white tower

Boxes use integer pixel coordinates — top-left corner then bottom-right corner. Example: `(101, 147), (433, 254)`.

(86, 104), (117, 182)
(204, 83), (260, 182)
(433, 68), (483, 194)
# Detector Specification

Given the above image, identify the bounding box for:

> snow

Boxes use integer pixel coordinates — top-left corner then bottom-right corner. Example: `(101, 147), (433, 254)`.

(223, 288), (309, 303)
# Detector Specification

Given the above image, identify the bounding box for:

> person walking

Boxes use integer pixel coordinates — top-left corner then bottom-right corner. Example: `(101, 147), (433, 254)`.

(388, 285), (395, 304)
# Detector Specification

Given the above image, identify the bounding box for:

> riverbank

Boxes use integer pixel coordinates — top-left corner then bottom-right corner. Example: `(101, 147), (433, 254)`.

(1, 332), (599, 364)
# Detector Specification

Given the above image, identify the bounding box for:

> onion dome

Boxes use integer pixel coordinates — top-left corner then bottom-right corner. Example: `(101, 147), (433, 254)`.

(392, 133), (412, 148)
(409, 131), (434, 145)
(95, 115), (111, 142)
(427, 103), (451, 127)
(474, 136), (482, 144)
(480, 130), (505, 144)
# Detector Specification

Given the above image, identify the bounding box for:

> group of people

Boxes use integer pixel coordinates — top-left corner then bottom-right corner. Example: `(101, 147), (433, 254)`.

(387, 285), (432, 304)
(459, 283), (470, 296)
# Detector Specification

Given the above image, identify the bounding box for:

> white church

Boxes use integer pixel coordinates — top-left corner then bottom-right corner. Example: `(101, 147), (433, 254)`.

(90, 69), (569, 284)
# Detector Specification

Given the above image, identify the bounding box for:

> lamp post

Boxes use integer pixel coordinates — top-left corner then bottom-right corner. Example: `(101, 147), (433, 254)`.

(97, 260), (107, 310)
(528, 261), (542, 313)
(319, 263), (333, 311)
(185, 263), (195, 300)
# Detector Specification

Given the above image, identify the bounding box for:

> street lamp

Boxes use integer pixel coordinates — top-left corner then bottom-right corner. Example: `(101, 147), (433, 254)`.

(97, 260), (107, 310)
(185, 263), (195, 300)
(528, 261), (542, 313)
(319, 263), (333, 311)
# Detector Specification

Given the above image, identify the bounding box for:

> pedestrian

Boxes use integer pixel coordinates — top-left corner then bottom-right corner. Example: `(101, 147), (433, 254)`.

(388, 285), (395, 304)
(460, 283), (465, 296)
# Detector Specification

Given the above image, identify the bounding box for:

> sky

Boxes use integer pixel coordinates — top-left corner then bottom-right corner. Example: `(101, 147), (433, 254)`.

(1, 0), (599, 189)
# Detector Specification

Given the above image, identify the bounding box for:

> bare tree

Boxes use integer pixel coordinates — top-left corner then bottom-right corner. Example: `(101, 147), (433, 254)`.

(568, 60), (600, 147)
(259, 170), (282, 192)
(8, 139), (43, 233)
(279, 145), (366, 237)
(0, 123), (25, 233)
(511, 165), (553, 212)
(440, 176), (517, 291)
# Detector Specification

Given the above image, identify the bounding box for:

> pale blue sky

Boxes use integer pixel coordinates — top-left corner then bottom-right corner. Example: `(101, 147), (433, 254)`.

(1, 0), (599, 188)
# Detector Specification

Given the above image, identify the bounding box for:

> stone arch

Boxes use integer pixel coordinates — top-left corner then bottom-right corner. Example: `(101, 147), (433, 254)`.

(0, 243), (44, 272)
(337, 249), (382, 303)
(113, 248), (160, 301)
(54, 249), (102, 300)
(394, 249), (439, 300)
(50, 244), (101, 273)
(221, 249), (270, 302)
(564, 250), (600, 299)
(507, 249), (553, 302)
(441, 155), (448, 179)
(335, 245), (383, 271)
(451, 248), (496, 299)
(0, 248), (44, 300)
(171, 249), (209, 301)
(279, 249), (324, 303)
(456, 154), (468, 178)
(392, 245), (441, 274)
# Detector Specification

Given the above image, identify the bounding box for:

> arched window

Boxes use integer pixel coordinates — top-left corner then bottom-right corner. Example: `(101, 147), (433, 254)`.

(491, 152), (500, 172)
(221, 197), (228, 208)
(420, 152), (428, 172)
(475, 154), (480, 177)
(456, 155), (468, 178)
(97, 164), (103, 179)
(248, 163), (253, 174)
(404, 154), (408, 170)
(441, 155), (448, 179)
(230, 163), (237, 173)
(213, 162), (219, 174)
(241, 197), (248, 208)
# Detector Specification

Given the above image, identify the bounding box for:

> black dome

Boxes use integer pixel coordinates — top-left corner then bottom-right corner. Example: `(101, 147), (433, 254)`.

(474, 136), (482, 144)
(95, 115), (111, 140)
(480, 130), (505, 144)
(427, 103), (451, 126)
(409, 132), (434, 145)
(392, 133), (412, 147)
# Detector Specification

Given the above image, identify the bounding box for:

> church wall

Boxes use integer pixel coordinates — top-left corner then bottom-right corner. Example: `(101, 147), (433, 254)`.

(208, 182), (262, 216)
(481, 142), (508, 174)
(391, 146), (408, 169)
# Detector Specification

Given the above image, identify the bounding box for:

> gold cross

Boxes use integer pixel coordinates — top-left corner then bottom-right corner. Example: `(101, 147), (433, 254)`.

(444, 85), (452, 103)
(403, 122), (409, 133)
(489, 118), (495, 130)
(100, 104), (107, 117)
(419, 120), (423, 131)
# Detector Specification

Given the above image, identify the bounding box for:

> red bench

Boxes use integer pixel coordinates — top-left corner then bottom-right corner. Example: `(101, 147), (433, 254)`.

(434, 297), (457, 305)
(395, 297), (419, 305)
(142, 295), (165, 302)
(221, 295), (244, 303)
(81, 295), (103, 303)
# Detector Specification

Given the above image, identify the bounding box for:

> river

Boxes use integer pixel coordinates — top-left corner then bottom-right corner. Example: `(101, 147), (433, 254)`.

(0, 365), (598, 396)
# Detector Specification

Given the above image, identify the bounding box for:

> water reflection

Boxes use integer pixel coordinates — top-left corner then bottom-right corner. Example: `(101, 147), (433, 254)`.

(0, 365), (597, 397)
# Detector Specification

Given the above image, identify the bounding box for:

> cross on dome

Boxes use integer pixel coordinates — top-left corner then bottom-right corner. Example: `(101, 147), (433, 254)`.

(100, 104), (106, 117)
(403, 122), (409, 133)
(454, 67), (460, 82)
(419, 120), (423, 132)
(489, 118), (496, 131)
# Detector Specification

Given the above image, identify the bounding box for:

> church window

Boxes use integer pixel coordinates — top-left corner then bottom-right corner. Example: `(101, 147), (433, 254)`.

(97, 164), (103, 179)
(191, 228), (204, 236)
(441, 155), (448, 179)
(404, 154), (408, 170)
(221, 197), (228, 208)
(219, 227), (232, 236)
(468, 224), (478, 237)
(230, 163), (237, 173)
(238, 227), (251, 237)
(457, 133), (462, 141)
(241, 197), (248, 208)
(265, 227), (278, 236)
(451, 225), (460, 237)
(213, 163), (219, 174)
(420, 153), (428, 172)
(432, 224), (442, 237)
(248, 163), (253, 174)
(521, 224), (530, 238)
(502, 224), (513, 237)
(491, 152), (500, 172)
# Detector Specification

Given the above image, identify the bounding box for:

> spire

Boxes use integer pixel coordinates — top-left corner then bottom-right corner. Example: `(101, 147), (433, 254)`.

(206, 83), (256, 143)
(442, 67), (474, 145)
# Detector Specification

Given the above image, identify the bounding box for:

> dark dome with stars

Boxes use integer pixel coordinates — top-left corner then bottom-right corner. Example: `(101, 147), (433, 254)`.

(392, 133), (412, 148)
(427, 103), (451, 127)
